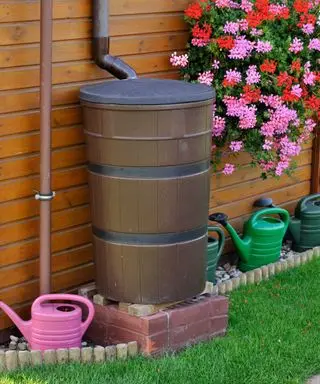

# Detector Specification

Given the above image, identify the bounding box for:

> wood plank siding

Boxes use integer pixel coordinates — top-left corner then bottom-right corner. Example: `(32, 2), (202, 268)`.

(0, 0), (312, 330)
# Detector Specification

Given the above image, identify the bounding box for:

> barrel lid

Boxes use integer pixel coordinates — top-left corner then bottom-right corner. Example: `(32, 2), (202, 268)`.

(80, 78), (215, 105)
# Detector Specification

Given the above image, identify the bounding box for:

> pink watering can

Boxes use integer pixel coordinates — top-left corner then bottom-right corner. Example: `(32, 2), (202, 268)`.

(0, 294), (94, 351)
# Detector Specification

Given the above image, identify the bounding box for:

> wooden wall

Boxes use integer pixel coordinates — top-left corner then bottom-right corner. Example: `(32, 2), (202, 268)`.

(0, 0), (311, 330)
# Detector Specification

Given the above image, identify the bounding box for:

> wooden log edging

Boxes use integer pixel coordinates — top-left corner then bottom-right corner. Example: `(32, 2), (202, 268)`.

(209, 247), (319, 296)
(0, 341), (139, 372)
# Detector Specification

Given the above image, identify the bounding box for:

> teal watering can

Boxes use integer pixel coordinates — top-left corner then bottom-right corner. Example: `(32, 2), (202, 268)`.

(207, 226), (225, 284)
(209, 207), (290, 271)
(288, 194), (320, 252)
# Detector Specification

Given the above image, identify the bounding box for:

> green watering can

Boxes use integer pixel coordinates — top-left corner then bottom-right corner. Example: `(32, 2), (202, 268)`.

(288, 194), (320, 252)
(207, 226), (225, 284)
(209, 208), (290, 272)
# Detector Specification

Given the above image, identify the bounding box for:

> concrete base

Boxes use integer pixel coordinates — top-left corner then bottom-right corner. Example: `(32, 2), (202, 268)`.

(86, 294), (229, 356)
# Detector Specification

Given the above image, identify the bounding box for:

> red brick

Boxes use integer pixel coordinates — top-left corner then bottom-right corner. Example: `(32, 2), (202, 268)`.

(208, 315), (228, 336)
(108, 307), (168, 336)
(169, 318), (210, 348)
(86, 295), (229, 356)
(166, 298), (210, 328)
(107, 325), (168, 356)
(208, 296), (229, 317)
(86, 304), (168, 338)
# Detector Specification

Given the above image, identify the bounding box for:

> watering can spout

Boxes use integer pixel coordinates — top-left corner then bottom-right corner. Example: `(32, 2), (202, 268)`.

(0, 301), (31, 342)
(209, 213), (251, 263)
(225, 223), (251, 263)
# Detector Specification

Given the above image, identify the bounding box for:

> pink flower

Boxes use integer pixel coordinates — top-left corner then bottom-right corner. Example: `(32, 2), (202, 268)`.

(212, 116), (226, 137)
(302, 23), (315, 34)
(269, 4), (288, 15)
(223, 163), (235, 175)
(260, 95), (283, 108)
(238, 19), (249, 31)
(305, 118), (316, 132)
(241, 0), (253, 12)
(250, 28), (263, 36)
(275, 160), (289, 176)
(261, 105), (298, 136)
(308, 38), (320, 51)
(289, 38), (304, 53)
(225, 69), (242, 84)
(262, 140), (273, 150)
(170, 52), (188, 68)
(230, 141), (243, 152)
(223, 96), (257, 129)
(216, 0), (239, 8)
(255, 40), (273, 53)
(229, 36), (254, 59)
(191, 38), (209, 47)
(279, 136), (301, 157)
(303, 71), (316, 85)
(223, 22), (240, 35)
(198, 71), (214, 86)
(246, 65), (261, 85)
(304, 61), (311, 71)
(291, 84), (303, 98)
(260, 160), (275, 172)
(212, 60), (220, 69)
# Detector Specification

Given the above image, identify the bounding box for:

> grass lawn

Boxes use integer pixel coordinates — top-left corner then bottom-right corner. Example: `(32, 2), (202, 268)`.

(1, 258), (320, 384)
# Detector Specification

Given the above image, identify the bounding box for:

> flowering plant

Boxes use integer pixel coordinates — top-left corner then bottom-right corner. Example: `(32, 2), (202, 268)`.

(171, 0), (319, 178)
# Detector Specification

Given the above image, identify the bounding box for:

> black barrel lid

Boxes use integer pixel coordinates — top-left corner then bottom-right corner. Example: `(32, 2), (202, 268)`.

(80, 78), (215, 105)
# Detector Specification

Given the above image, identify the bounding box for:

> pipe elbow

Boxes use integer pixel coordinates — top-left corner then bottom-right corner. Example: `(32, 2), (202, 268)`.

(99, 54), (138, 80)
(92, 37), (137, 80)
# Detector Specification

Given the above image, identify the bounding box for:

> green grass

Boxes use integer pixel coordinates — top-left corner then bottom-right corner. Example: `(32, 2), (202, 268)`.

(1, 259), (320, 384)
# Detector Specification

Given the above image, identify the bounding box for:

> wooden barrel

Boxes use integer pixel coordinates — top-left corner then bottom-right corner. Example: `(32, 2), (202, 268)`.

(80, 79), (215, 304)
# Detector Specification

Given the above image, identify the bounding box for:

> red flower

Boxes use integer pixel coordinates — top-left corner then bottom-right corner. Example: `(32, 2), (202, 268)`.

(192, 23), (212, 41)
(291, 60), (301, 72)
(243, 85), (261, 103)
(282, 87), (299, 102)
(185, 2), (203, 20)
(216, 36), (235, 49)
(260, 60), (277, 73)
(293, 0), (310, 13)
(277, 72), (293, 87)
(223, 79), (237, 87)
(305, 96), (320, 111)
(246, 11), (264, 27)
(278, 7), (290, 19)
(298, 13), (317, 27)
(256, 0), (269, 13)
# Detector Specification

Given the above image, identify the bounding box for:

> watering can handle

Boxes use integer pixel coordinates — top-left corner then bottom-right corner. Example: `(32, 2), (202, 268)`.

(299, 194), (320, 211)
(208, 226), (225, 258)
(32, 294), (95, 337)
(251, 208), (290, 230)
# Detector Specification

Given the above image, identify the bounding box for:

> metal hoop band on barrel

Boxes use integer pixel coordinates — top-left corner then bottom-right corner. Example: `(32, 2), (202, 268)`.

(88, 160), (210, 179)
(93, 225), (208, 245)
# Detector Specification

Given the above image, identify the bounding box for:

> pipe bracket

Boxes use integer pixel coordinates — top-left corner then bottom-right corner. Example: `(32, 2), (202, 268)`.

(34, 191), (56, 201)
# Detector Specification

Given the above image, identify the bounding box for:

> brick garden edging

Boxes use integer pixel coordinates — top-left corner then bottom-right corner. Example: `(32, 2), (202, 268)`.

(0, 341), (139, 372)
(206, 247), (319, 296)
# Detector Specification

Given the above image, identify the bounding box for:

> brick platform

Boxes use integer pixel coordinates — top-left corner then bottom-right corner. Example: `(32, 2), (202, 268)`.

(86, 294), (229, 355)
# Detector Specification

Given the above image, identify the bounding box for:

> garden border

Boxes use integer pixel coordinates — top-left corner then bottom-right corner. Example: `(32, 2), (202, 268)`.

(205, 247), (319, 295)
(1, 247), (318, 372)
(0, 341), (139, 372)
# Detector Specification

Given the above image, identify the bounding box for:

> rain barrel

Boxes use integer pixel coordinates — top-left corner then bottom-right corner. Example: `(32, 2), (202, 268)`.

(80, 78), (215, 304)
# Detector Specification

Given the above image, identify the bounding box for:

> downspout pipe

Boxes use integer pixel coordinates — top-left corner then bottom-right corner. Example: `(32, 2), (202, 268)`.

(93, 0), (137, 79)
(37, 0), (55, 295)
